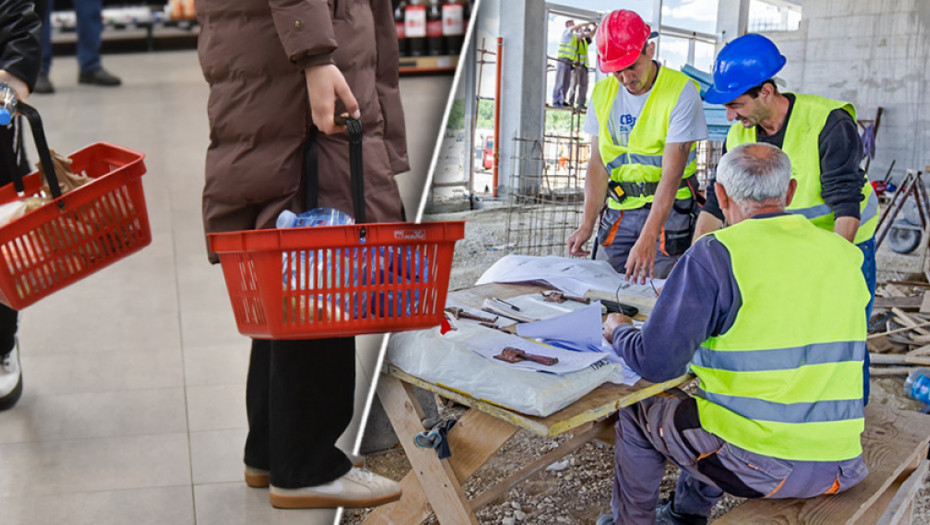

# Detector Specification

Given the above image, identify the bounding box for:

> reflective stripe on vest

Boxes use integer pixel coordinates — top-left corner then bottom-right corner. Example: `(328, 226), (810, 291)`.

(592, 67), (698, 210)
(604, 149), (697, 172)
(725, 94), (877, 244)
(691, 340), (866, 372)
(695, 214), (868, 461)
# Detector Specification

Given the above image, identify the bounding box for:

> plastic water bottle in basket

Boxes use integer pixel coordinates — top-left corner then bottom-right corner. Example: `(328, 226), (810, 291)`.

(208, 118), (463, 339)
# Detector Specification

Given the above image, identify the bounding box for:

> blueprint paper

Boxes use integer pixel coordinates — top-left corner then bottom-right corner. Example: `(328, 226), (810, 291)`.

(516, 303), (603, 348)
(476, 255), (658, 298)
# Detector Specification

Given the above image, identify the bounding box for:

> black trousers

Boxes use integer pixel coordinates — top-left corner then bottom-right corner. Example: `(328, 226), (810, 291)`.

(244, 337), (356, 488)
(0, 118), (24, 358)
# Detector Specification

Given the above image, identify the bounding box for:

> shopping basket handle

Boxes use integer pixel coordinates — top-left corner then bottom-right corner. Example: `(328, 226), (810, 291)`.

(16, 102), (64, 207)
(305, 117), (366, 224)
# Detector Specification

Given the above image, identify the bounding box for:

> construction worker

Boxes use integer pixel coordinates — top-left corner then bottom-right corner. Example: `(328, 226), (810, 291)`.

(552, 19), (576, 108)
(598, 143), (868, 525)
(567, 21), (595, 111)
(566, 9), (707, 283)
(694, 33), (877, 401)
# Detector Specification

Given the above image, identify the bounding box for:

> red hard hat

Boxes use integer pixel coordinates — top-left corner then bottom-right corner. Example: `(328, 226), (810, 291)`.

(596, 10), (652, 73)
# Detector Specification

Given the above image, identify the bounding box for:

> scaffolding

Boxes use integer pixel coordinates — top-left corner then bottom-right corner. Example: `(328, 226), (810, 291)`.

(503, 52), (590, 257)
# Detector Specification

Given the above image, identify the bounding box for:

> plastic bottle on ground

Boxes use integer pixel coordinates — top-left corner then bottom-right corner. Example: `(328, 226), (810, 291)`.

(904, 368), (930, 405)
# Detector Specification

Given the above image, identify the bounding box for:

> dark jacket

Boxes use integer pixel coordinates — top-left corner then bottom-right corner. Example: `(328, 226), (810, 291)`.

(197, 0), (408, 259)
(0, 0), (42, 91)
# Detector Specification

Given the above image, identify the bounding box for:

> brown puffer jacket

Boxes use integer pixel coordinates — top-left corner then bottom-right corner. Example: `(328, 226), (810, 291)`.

(197, 0), (408, 260)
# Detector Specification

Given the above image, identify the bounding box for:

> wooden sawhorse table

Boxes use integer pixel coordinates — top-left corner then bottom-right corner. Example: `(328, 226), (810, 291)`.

(363, 282), (688, 524)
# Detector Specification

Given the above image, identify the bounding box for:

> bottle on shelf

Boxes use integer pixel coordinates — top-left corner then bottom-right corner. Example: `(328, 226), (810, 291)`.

(394, 0), (408, 57)
(426, 0), (444, 56)
(405, 0), (427, 57)
(441, 0), (465, 56)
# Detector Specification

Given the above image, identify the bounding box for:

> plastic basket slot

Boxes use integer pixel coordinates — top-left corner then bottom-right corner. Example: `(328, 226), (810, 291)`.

(101, 192), (127, 248)
(233, 254), (265, 326)
(87, 199), (118, 257)
(103, 190), (133, 250)
(112, 187), (140, 243)
(71, 206), (102, 262)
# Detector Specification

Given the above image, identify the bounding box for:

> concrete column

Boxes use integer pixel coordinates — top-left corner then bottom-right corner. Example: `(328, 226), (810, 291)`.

(497, 0), (546, 197)
(463, 31), (476, 194)
(715, 0), (750, 50)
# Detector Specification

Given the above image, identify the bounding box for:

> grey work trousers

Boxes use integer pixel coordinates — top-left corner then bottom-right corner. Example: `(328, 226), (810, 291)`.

(594, 201), (695, 278)
(612, 391), (869, 524)
(552, 59), (573, 105)
(567, 63), (589, 108)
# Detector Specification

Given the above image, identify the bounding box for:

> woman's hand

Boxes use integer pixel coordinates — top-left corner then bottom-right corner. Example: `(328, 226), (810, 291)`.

(304, 64), (359, 134)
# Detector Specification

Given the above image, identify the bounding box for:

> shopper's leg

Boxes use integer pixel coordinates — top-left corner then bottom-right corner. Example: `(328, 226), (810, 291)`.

(244, 339), (271, 471)
(0, 305), (17, 359)
(268, 337), (354, 488)
(74, 0), (103, 73)
(41, 0), (53, 74)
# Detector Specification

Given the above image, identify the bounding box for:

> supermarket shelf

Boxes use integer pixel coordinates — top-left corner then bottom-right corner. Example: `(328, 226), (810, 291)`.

(399, 54), (459, 75)
(50, 21), (198, 54)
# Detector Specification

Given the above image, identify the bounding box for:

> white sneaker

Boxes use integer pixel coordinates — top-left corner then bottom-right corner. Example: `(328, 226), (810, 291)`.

(269, 467), (401, 509)
(0, 340), (22, 411)
(245, 453), (366, 488)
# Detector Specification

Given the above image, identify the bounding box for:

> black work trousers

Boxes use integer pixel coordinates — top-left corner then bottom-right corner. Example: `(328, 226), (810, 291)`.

(244, 337), (355, 488)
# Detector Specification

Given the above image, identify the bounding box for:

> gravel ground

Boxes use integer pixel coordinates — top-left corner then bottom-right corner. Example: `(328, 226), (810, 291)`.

(343, 206), (930, 524)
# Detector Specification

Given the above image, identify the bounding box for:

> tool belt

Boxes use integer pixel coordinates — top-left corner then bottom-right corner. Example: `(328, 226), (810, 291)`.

(607, 176), (701, 205)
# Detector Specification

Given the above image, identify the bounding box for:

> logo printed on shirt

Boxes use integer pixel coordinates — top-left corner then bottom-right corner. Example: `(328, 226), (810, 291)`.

(609, 113), (637, 147)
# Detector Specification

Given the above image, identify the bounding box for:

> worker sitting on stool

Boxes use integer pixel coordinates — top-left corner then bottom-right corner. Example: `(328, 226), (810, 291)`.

(598, 143), (869, 525)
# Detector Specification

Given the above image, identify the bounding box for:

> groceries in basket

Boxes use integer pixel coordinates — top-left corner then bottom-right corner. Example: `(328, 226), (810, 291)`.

(277, 208), (428, 321)
(0, 150), (92, 228)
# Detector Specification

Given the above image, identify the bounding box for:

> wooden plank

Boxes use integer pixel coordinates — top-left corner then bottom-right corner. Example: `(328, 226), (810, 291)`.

(867, 335), (894, 354)
(920, 292), (930, 314)
(870, 367), (916, 376)
(885, 284), (910, 297)
(892, 308), (930, 336)
(870, 353), (930, 366)
(875, 296), (923, 310)
(365, 408), (518, 525)
(857, 462), (913, 525)
(907, 344), (930, 357)
(389, 364), (690, 437)
(469, 420), (607, 510)
(867, 320), (930, 339)
(877, 459), (929, 525)
(374, 375), (478, 525)
(715, 405), (930, 525)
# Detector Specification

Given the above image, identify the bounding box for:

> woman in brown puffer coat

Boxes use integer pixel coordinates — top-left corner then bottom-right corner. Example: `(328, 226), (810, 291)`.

(197, 0), (406, 509)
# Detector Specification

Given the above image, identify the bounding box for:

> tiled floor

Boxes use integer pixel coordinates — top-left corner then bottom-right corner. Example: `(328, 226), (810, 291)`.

(0, 50), (452, 525)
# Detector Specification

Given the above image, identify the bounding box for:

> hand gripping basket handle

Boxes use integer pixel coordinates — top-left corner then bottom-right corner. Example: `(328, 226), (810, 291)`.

(305, 117), (366, 224)
(11, 102), (64, 206)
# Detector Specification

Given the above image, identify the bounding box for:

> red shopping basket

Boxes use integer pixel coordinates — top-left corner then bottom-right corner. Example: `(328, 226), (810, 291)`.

(0, 102), (150, 309)
(209, 221), (464, 339)
(209, 117), (464, 339)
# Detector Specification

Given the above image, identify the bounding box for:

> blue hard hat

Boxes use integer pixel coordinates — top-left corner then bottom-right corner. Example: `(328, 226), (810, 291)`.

(705, 34), (786, 104)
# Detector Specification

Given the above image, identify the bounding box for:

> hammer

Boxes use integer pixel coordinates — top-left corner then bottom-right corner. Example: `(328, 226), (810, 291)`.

(493, 346), (559, 366)
(540, 290), (591, 304)
(445, 306), (498, 324)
